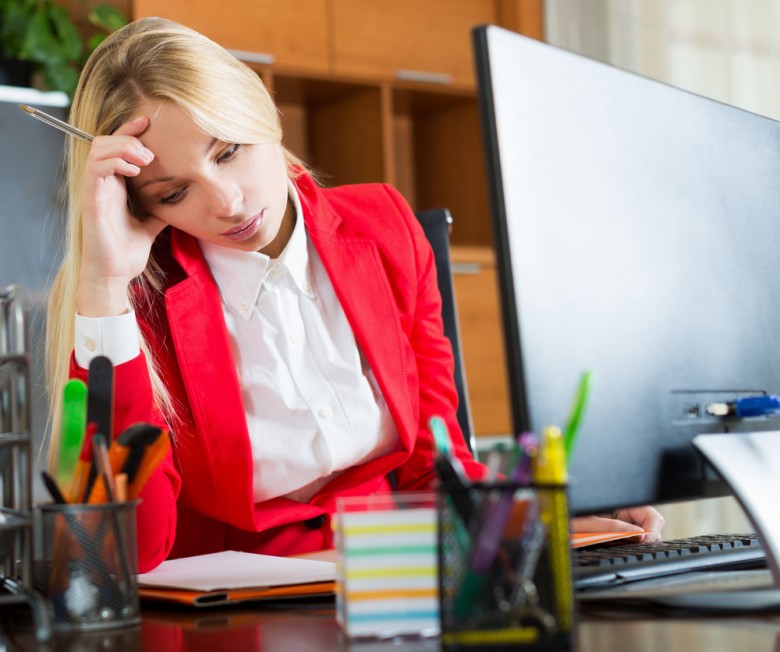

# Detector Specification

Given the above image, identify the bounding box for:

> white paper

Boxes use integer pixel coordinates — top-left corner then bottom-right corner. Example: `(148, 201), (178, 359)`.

(136, 550), (336, 592)
(693, 431), (780, 587)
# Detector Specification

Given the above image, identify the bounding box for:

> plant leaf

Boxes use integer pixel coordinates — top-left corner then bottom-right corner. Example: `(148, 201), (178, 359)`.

(88, 5), (127, 33)
(48, 4), (82, 61)
(21, 11), (63, 65)
(42, 60), (79, 95)
(1, 2), (34, 55)
(86, 33), (105, 54)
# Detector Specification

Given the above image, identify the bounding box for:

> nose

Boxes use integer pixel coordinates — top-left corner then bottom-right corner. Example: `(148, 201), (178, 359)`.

(206, 179), (242, 218)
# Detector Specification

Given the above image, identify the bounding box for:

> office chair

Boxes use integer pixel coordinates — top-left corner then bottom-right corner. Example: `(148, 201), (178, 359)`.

(414, 209), (477, 456)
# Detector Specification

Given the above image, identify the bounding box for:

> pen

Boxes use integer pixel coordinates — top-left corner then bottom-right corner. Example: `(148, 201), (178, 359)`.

(563, 371), (592, 459)
(428, 415), (452, 457)
(69, 422), (97, 503)
(41, 471), (68, 504)
(117, 423), (164, 485)
(88, 435), (117, 504)
(127, 429), (170, 499)
(19, 104), (94, 142)
(428, 416), (473, 523)
(454, 432), (537, 619)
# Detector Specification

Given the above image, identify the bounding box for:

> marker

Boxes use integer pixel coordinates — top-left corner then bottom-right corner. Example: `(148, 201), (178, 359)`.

(83, 356), (115, 501)
(534, 426), (567, 485)
(56, 379), (88, 490)
(534, 426), (573, 632)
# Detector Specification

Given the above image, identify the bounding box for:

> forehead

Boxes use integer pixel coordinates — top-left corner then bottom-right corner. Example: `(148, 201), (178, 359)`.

(134, 100), (211, 151)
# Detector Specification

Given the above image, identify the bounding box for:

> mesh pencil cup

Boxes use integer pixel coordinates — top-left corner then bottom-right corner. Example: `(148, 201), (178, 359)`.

(39, 500), (140, 631)
(438, 482), (573, 651)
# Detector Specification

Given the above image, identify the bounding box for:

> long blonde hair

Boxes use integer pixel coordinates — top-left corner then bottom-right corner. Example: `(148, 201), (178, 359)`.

(45, 17), (302, 471)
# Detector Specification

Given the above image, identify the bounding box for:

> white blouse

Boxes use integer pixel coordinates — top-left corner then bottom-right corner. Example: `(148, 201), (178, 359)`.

(74, 184), (399, 503)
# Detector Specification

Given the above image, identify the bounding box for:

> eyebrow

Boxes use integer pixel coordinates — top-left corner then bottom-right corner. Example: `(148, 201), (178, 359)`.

(137, 137), (220, 190)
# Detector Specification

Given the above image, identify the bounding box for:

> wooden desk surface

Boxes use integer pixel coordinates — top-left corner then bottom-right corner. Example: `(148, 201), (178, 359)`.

(3, 602), (780, 651)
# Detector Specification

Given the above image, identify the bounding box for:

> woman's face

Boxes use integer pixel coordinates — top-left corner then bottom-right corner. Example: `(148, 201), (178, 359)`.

(130, 100), (293, 257)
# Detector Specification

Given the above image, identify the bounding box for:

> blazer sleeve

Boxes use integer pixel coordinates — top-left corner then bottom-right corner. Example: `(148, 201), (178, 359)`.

(69, 350), (181, 572)
(378, 186), (486, 490)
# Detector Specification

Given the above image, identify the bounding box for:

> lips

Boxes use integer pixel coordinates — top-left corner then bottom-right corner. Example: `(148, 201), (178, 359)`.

(221, 211), (263, 241)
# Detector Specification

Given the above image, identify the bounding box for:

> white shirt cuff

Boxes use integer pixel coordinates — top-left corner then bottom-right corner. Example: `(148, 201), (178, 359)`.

(74, 310), (141, 369)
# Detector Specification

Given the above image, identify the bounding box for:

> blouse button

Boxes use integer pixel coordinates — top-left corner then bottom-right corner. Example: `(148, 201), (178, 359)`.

(318, 407), (333, 419)
(84, 338), (96, 352)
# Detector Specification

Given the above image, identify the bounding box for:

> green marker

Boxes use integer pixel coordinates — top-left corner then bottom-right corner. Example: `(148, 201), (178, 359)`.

(56, 378), (88, 489)
(563, 371), (592, 459)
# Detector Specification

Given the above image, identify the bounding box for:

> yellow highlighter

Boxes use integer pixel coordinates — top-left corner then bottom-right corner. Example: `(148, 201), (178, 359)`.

(533, 426), (573, 633)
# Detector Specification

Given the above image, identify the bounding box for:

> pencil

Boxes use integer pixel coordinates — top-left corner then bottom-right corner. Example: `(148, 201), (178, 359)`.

(18, 104), (94, 143)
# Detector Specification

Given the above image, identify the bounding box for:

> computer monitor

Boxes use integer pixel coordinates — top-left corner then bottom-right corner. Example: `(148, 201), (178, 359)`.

(473, 25), (780, 515)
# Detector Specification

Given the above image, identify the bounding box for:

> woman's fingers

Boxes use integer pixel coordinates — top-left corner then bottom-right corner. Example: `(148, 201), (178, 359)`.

(571, 505), (665, 544)
(572, 515), (644, 534)
(613, 506), (665, 542)
(113, 114), (150, 137)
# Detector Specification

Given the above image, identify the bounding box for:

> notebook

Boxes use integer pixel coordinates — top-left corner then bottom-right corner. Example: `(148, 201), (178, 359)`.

(136, 550), (337, 607)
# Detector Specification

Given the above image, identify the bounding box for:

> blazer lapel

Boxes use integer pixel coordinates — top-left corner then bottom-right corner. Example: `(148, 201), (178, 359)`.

(303, 197), (417, 463)
(166, 230), (257, 530)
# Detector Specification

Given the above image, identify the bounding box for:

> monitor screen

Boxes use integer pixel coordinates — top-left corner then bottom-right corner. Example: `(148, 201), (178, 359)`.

(473, 25), (780, 515)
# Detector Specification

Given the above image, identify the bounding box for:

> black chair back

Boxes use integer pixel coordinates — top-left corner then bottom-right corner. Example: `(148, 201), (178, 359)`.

(414, 209), (476, 455)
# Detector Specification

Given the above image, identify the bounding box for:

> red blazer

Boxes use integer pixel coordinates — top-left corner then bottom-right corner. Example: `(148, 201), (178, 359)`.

(71, 174), (484, 572)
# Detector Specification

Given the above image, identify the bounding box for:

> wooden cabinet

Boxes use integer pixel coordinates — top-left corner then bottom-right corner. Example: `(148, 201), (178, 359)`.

(331, 0), (497, 88)
(450, 246), (512, 436)
(132, 0), (331, 73)
(127, 0), (543, 437)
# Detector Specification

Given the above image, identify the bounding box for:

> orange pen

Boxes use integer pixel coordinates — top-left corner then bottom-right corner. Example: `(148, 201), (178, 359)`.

(127, 429), (171, 499)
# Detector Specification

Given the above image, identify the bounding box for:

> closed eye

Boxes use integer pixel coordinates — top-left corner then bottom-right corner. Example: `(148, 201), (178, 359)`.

(160, 187), (187, 205)
(218, 143), (242, 163)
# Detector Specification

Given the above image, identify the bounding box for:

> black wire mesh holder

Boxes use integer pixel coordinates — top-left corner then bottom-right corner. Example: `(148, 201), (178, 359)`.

(0, 285), (51, 641)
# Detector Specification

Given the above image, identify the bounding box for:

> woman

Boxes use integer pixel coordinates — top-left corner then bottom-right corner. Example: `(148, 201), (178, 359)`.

(45, 17), (661, 573)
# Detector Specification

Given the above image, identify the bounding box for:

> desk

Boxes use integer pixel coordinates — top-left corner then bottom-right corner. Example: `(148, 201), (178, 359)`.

(2, 602), (780, 651)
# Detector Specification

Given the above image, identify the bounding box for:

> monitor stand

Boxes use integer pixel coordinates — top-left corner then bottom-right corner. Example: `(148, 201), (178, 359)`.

(693, 430), (780, 588)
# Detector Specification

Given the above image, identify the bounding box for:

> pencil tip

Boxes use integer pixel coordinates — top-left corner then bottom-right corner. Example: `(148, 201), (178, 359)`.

(18, 104), (34, 114)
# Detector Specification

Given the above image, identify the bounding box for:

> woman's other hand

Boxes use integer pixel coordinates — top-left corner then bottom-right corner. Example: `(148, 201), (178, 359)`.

(572, 505), (665, 543)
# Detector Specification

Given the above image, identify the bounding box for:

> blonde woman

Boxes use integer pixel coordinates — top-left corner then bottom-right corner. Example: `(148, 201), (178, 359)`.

(45, 17), (487, 572)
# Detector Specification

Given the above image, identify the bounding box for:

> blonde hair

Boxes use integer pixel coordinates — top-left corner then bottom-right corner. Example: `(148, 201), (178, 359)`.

(45, 17), (303, 471)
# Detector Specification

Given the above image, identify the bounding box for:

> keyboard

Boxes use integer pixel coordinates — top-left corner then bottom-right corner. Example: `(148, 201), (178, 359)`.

(574, 533), (766, 591)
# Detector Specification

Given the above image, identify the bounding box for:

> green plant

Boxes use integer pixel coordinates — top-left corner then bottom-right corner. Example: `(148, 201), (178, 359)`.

(0, 0), (127, 96)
